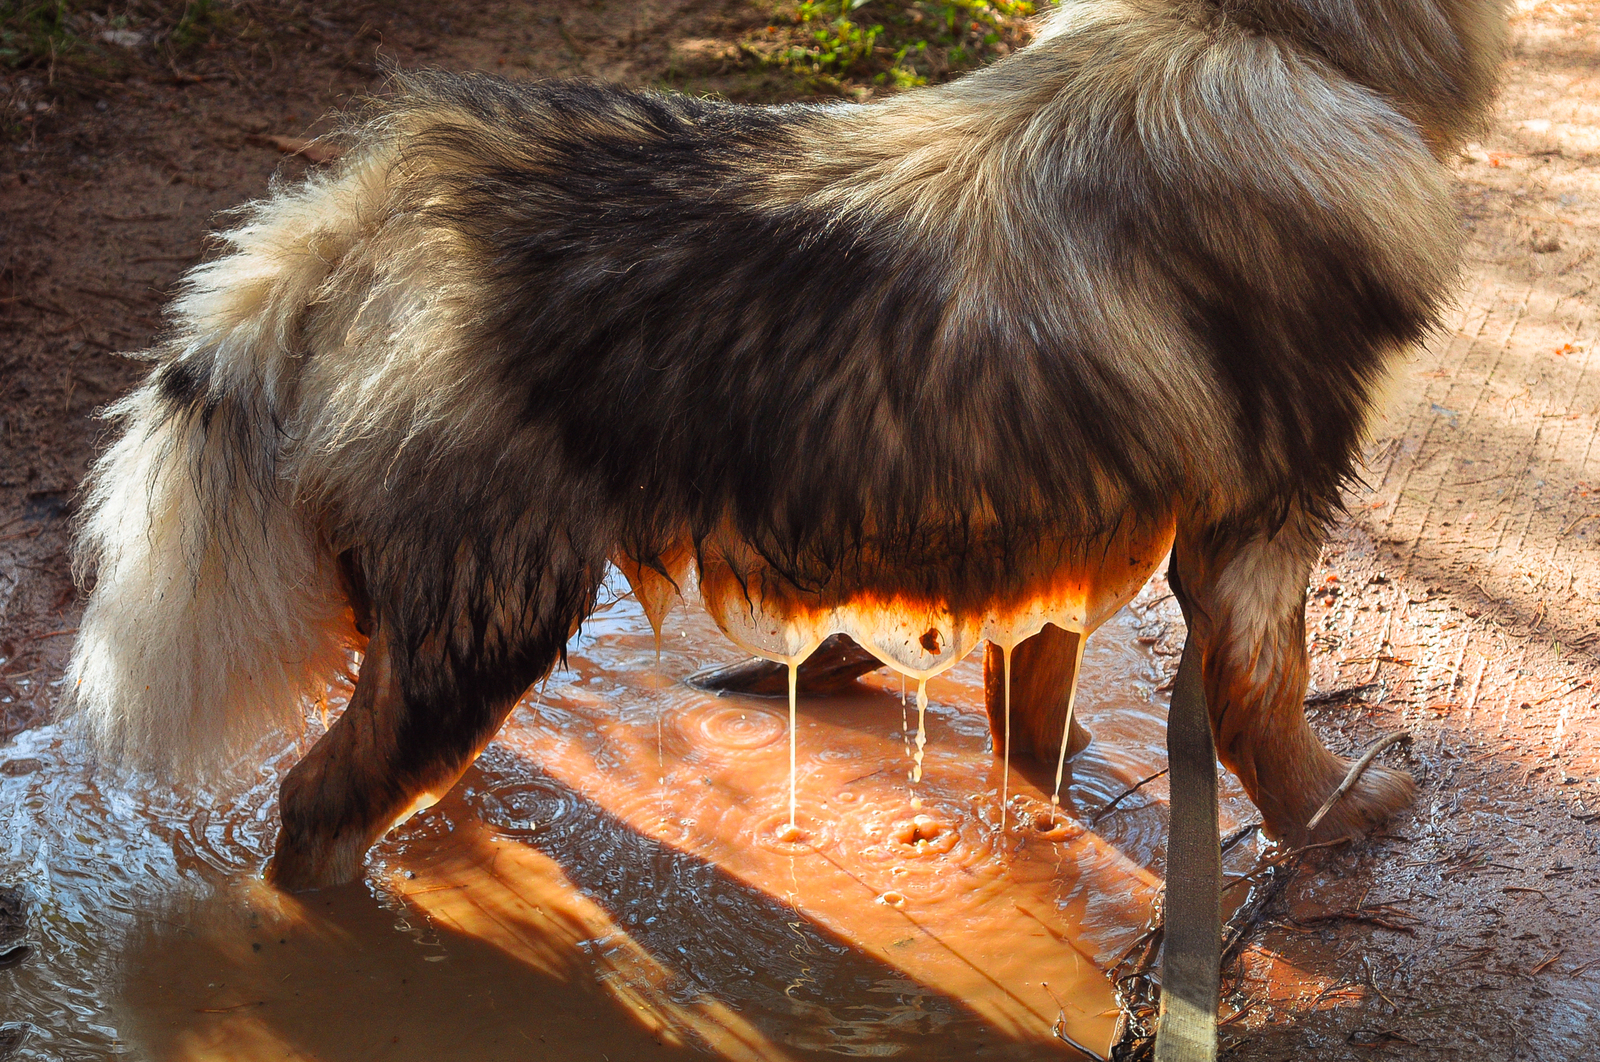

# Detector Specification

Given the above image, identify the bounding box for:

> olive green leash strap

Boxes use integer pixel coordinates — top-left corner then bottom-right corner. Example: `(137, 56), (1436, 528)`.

(1153, 635), (1220, 1062)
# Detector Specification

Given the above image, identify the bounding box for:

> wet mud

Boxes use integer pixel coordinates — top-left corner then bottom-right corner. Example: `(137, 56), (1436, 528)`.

(0, 572), (1265, 1060)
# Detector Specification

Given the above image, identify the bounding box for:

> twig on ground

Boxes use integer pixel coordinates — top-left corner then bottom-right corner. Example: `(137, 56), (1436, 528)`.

(1304, 731), (1412, 835)
(74, 285), (155, 307)
(8, 295), (78, 319)
(1221, 822), (1261, 856)
(195, 1000), (264, 1013)
(1465, 656), (1488, 713)
(1221, 859), (1307, 966)
(1294, 911), (1416, 933)
(1091, 768), (1169, 825)
(1223, 836), (1353, 892)
(1043, 981), (1110, 1061)
(98, 212), (179, 222)
(1530, 950), (1563, 975)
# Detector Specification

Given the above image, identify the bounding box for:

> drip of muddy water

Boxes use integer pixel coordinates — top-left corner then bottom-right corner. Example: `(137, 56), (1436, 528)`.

(1001, 641), (1013, 833)
(787, 661), (799, 830)
(648, 513), (1175, 830)
(614, 549), (691, 643)
(1050, 633), (1089, 816)
(615, 548), (694, 669)
(912, 679), (929, 785)
(900, 673), (911, 771)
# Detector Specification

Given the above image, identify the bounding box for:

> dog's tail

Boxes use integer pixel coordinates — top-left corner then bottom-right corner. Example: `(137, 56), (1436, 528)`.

(64, 155), (390, 772)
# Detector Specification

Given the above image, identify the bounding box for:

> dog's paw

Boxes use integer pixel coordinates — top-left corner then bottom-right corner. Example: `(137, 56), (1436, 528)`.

(264, 830), (368, 892)
(1303, 762), (1416, 845)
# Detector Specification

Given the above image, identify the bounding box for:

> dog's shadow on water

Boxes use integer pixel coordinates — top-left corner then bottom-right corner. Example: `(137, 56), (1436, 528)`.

(114, 753), (1096, 1062)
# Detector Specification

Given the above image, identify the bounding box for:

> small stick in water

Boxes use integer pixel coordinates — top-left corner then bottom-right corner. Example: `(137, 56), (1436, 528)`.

(1089, 767), (1169, 826)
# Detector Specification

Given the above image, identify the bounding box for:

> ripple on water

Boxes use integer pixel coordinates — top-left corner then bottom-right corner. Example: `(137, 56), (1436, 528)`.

(677, 702), (788, 752)
(749, 807), (837, 856)
(843, 792), (1002, 906)
(1067, 754), (1171, 868)
(473, 752), (586, 841)
(0, 725), (293, 1060)
(1003, 794), (1090, 845)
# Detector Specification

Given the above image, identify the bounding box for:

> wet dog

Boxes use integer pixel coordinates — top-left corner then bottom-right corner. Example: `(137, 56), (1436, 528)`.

(67, 0), (1502, 891)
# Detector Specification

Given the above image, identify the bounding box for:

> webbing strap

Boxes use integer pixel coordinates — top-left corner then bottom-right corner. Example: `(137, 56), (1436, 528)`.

(1153, 636), (1220, 1062)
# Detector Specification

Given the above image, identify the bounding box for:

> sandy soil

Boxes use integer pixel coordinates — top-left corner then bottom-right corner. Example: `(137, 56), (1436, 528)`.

(2, 1), (1598, 1059)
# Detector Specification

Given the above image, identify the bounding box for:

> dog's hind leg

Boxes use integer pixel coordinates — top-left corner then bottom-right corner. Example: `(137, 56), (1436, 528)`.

(266, 554), (591, 892)
(265, 622), (417, 891)
(1170, 506), (1414, 846)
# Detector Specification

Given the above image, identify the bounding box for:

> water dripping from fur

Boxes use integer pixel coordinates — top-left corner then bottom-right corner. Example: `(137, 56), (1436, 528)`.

(1050, 633), (1088, 818)
(787, 661), (799, 832)
(1001, 641), (1013, 833)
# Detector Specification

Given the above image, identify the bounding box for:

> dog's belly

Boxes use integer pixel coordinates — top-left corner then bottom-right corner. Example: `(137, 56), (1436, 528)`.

(618, 512), (1177, 677)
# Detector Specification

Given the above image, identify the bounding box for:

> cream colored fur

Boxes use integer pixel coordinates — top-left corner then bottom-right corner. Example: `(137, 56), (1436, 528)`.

(61, 160), (397, 770)
(65, 391), (349, 770)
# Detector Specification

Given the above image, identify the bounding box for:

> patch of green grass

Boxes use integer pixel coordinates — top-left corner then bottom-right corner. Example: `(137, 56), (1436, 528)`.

(1, 0), (238, 143)
(0, 0), (229, 73)
(167, 0), (224, 51)
(744, 0), (1035, 96)
(0, 0), (78, 69)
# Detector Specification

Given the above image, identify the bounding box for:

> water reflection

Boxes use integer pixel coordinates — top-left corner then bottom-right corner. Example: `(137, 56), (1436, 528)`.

(0, 570), (1263, 1059)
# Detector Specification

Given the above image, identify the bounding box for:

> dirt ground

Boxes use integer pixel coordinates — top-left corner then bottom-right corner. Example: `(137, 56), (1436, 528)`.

(2, 1), (1598, 1059)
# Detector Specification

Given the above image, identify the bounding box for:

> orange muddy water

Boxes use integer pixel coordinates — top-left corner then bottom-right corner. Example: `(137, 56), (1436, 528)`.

(0, 570), (1268, 1060)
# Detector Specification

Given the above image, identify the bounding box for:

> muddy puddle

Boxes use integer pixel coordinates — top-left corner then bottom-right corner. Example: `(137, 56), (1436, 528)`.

(0, 570), (1267, 1060)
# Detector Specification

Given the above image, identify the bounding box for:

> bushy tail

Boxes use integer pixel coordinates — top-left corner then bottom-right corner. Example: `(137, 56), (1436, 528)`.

(63, 152), (392, 772)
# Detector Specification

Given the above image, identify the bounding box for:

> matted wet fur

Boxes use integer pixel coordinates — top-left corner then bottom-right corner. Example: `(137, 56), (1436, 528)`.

(67, 0), (1502, 890)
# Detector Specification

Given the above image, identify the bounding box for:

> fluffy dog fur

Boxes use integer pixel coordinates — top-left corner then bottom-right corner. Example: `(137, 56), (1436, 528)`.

(68, 0), (1502, 890)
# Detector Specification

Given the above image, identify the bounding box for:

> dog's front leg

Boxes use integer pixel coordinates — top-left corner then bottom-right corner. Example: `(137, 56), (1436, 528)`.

(1170, 506), (1415, 845)
(983, 625), (1092, 764)
(694, 627), (1094, 767)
